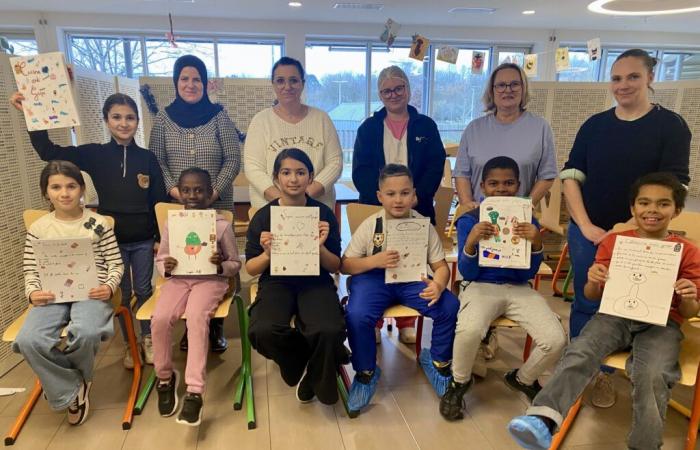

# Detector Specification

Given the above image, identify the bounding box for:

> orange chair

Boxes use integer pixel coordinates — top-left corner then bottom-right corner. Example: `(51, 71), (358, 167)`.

(2, 210), (141, 445)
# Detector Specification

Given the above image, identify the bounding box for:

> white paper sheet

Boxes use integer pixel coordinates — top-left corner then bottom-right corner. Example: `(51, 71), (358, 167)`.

(587, 38), (601, 61)
(11, 52), (80, 131)
(478, 197), (532, 269)
(599, 236), (683, 326)
(32, 237), (98, 303)
(385, 217), (430, 283)
(270, 206), (320, 276)
(555, 47), (570, 72)
(168, 210), (217, 275)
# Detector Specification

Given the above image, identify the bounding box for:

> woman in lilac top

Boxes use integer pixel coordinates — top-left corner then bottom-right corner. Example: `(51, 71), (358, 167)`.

(454, 63), (557, 209)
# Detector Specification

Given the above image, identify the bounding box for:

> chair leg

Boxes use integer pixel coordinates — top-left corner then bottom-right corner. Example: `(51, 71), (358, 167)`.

(233, 295), (256, 429)
(561, 268), (574, 302)
(115, 306), (142, 430)
(4, 378), (42, 446)
(134, 370), (156, 415)
(550, 396), (583, 450)
(683, 364), (700, 449)
(415, 316), (424, 363)
(337, 365), (358, 418)
(551, 244), (569, 297)
(523, 335), (533, 362)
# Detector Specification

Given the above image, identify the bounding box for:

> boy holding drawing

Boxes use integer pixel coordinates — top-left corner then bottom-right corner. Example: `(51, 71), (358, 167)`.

(152, 168), (241, 426)
(508, 172), (700, 450)
(441, 156), (566, 421)
(341, 164), (459, 414)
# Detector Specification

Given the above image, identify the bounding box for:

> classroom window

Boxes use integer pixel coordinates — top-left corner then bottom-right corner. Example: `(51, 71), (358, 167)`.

(145, 40), (215, 77)
(6, 38), (38, 55)
(557, 49), (599, 82)
(497, 50), (525, 67)
(69, 36), (143, 77)
(217, 42), (281, 78)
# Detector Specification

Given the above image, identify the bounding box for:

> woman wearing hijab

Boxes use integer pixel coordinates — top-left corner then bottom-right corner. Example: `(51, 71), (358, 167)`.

(149, 54), (242, 352)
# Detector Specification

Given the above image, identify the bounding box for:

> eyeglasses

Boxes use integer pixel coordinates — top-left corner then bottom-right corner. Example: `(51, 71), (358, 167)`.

(494, 81), (523, 93)
(379, 84), (406, 98)
(273, 77), (303, 87)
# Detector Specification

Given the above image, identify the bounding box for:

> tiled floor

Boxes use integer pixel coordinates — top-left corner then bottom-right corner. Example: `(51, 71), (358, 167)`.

(0, 292), (697, 450)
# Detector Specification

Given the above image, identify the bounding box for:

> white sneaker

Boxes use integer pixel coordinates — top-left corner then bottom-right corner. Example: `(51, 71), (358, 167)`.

(375, 327), (381, 344)
(123, 348), (134, 370)
(67, 381), (92, 426)
(398, 327), (417, 344)
(142, 334), (154, 365)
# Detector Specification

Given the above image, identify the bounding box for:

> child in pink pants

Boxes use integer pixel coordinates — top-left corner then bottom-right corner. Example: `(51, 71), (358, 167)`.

(151, 168), (241, 426)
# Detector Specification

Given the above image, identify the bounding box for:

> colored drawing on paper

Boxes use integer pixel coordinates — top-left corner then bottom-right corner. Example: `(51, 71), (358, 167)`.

(32, 237), (98, 303)
(270, 206), (320, 276)
(168, 210), (217, 275)
(478, 197), (532, 269)
(385, 217), (430, 283)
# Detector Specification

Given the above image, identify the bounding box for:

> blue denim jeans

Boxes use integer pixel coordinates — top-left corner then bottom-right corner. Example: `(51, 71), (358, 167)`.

(527, 314), (683, 450)
(117, 239), (154, 339)
(13, 300), (114, 410)
(567, 221), (600, 338)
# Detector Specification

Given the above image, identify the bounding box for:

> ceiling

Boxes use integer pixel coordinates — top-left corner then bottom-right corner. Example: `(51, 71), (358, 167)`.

(2, 0), (700, 33)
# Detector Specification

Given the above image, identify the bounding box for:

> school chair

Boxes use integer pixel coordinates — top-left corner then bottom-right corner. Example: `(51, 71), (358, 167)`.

(444, 142), (459, 158)
(132, 203), (255, 430)
(538, 179), (573, 299)
(2, 210), (141, 445)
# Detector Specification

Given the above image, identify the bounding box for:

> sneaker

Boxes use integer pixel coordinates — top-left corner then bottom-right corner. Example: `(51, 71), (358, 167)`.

(209, 321), (228, 353)
(156, 370), (180, 417)
(176, 393), (203, 427)
(481, 328), (498, 360)
(375, 327), (381, 344)
(472, 348), (488, 378)
(398, 327), (417, 344)
(508, 415), (553, 450)
(591, 372), (616, 408)
(439, 378), (472, 421)
(67, 381), (92, 426)
(142, 335), (154, 365)
(504, 369), (542, 402)
(123, 348), (135, 370)
(419, 348), (451, 397)
(296, 369), (315, 403)
(347, 367), (381, 413)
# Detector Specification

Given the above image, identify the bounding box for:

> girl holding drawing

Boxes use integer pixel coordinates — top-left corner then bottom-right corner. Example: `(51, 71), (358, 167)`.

(246, 148), (347, 406)
(16, 160), (123, 426)
(10, 90), (167, 370)
(151, 167), (241, 426)
(560, 48), (691, 407)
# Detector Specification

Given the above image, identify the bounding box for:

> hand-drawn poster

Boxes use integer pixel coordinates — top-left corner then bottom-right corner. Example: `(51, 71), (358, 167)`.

(271, 206), (320, 276)
(479, 197), (532, 269)
(168, 210), (217, 275)
(380, 18), (401, 48)
(11, 52), (80, 131)
(33, 237), (98, 303)
(437, 46), (459, 64)
(587, 38), (601, 61)
(599, 236), (683, 326)
(385, 217), (430, 283)
(555, 47), (570, 72)
(472, 51), (486, 75)
(409, 35), (430, 61)
(524, 54), (538, 77)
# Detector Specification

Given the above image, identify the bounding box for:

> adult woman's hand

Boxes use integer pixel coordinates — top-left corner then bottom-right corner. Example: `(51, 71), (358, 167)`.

(580, 223), (607, 244)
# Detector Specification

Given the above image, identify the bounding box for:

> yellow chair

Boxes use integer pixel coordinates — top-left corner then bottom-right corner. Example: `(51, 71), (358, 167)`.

(2, 210), (141, 445)
(133, 203), (255, 429)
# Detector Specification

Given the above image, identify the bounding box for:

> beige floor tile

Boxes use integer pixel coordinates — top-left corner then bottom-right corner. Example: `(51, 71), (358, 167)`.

(334, 388), (417, 450)
(0, 411), (65, 449)
(392, 384), (492, 450)
(196, 395), (270, 450)
(0, 361), (38, 416)
(268, 393), (343, 450)
(90, 354), (139, 411)
(265, 360), (295, 397)
(46, 408), (127, 450)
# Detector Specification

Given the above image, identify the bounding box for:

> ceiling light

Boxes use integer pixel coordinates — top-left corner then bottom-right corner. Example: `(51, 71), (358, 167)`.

(588, 0), (700, 16)
(448, 7), (498, 14)
(522, 10), (535, 15)
(289, 1), (302, 7)
(333, 2), (384, 9)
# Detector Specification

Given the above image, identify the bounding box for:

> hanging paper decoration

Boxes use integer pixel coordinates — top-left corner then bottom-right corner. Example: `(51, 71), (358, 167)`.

(524, 54), (538, 77)
(409, 34), (429, 61)
(587, 38), (601, 61)
(436, 46), (459, 64)
(471, 51), (486, 75)
(555, 47), (570, 72)
(166, 13), (178, 48)
(380, 19), (401, 48)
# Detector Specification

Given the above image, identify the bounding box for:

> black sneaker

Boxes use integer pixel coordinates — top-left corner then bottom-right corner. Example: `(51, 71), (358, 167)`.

(156, 370), (180, 417)
(209, 320), (228, 353)
(504, 369), (542, 402)
(176, 393), (203, 427)
(439, 378), (472, 421)
(67, 381), (92, 425)
(296, 369), (315, 403)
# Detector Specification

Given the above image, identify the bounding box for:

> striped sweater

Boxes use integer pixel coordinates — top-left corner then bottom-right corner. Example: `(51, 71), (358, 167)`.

(23, 209), (124, 299)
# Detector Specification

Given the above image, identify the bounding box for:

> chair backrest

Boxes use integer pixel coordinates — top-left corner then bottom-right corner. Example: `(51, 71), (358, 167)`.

(433, 185), (456, 248)
(248, 207), (259, 222)
(444, 143), (459, 157)
(678, 320), (700, 385)
(155, 202), (234, 237)
(538, 178), (565, 236)
(23, 210), (115, 229)
(346, 203), (382, 235)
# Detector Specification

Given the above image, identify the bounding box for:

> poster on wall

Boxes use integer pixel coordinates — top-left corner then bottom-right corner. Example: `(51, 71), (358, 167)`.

(10, 52), (80, 131)
(409, 35), (430, 61)
(478, 197), (532, 269)
(555, 47), (571, 72)
(437, 46), (459, 64)
(32, 237), (98, 303)
(524, 54), (538, 77)
(380, 18), (401, 48)
(167, 209), (218, 275)
(472, 51), (486, 75)
(587, 38), (601, 61)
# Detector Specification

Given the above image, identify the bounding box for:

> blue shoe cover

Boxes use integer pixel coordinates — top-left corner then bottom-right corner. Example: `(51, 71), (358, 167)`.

(347, 366), (381, 412)
(419, 348), (451, 397)
(507, 415), (552, 450)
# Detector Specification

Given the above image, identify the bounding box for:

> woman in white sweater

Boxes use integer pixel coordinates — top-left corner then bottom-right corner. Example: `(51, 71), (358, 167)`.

(244, 57), (342, 209)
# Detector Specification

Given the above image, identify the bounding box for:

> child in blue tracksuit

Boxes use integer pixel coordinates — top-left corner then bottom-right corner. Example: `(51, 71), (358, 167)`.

(342, 163), (459, 414)
(440, 156), (566, 422)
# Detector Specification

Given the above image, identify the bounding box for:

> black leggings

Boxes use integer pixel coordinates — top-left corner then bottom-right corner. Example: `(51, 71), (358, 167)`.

(249, 279), (347, 404)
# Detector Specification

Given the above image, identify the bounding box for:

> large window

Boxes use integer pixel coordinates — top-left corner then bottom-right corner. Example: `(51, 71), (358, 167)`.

(67, 33), (283, 79)
(557, 49), (599, 82)
(5, 37), (38, 55)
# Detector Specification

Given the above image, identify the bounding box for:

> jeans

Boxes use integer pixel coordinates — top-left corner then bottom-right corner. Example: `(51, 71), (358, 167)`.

(567, 221), (599, 338)
(13, 300), (114, 410)
(527, 314), (683, 450)
(117, 239), (154, 339)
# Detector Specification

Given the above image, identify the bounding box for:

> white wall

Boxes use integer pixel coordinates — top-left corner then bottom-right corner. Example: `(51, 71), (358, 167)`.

(2, 10), (700, 81)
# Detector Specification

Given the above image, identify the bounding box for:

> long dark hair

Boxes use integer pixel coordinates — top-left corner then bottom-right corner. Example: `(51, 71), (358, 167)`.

(272, 148), (314, 178)
(102, 93), (139, 121)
